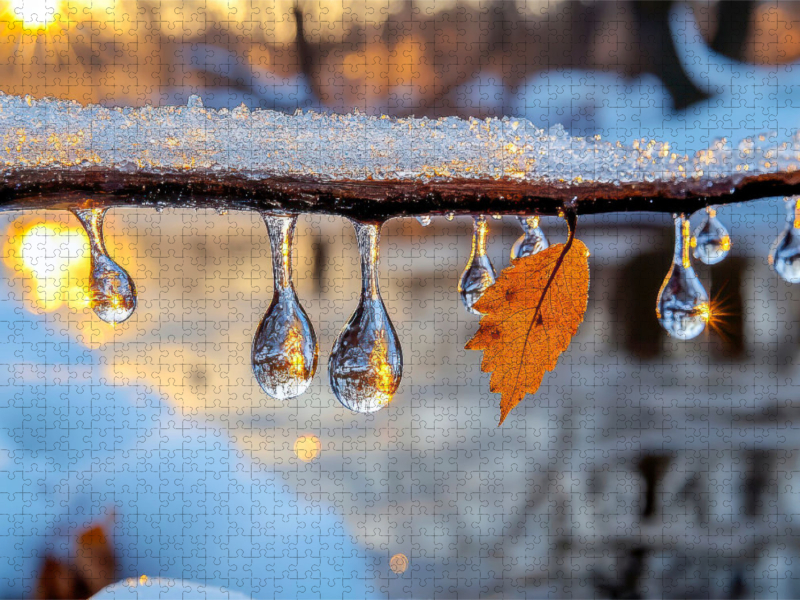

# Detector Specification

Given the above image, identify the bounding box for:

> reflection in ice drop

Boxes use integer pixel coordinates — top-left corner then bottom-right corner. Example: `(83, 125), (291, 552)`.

(72, 208), (136, 324)
(252, 215), (318, 400)
(771, 196), (800, 284)
(691, 206), (731, 265)
(510, 215), (549, 260)
(459, 215), (496, 314)
(656, 214), (710, 340)
(329, 221), (403, 413)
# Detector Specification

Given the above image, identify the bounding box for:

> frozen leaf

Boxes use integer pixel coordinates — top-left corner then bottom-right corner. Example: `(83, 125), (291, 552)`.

(466, 238), (590, 425)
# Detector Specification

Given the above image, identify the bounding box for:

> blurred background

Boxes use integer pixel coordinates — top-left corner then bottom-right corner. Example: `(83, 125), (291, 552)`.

(3, 1), (800, 599)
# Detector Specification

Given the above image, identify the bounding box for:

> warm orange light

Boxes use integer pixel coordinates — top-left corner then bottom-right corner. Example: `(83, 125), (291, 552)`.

(284, 326), (307, 381)
(390, 553), (409, 574)
(701, 284), (739, 342)
(368, 337), (395, 407)
(696, 302), (712, 324)
(12, 221), (90, 312)
(9, 0), (61, 32)
(293, 435), (321, 462)
(681, 218), (692, 269)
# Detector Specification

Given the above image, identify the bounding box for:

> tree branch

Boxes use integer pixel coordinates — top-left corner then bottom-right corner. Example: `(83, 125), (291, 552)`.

(2, 168), (798, 220)
(1, 93), (798, 218)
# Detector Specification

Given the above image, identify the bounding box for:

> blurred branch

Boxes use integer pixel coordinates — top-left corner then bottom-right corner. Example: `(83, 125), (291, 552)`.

(631, 1), (709, 110)
(711, 0), (755, 62)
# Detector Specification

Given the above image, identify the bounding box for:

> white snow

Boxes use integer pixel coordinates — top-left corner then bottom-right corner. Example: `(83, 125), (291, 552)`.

(0, 77), (795, 193)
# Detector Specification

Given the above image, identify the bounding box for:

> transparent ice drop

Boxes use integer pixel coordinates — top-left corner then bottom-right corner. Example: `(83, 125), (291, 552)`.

(252, 215), (318, 400)
(329, 221), (403, 413)
(691, 206), (731, 265)
(656, 214), (710, 340)
(416, 216), (432, 227)
(72, 208), (136, 324)
(771, 197), (800, 284)
(459, 215), (496, 314)
(510, 215), (549, 260)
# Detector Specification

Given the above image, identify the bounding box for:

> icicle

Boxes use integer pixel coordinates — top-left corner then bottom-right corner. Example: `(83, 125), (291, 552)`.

(329, 221), (403, 413)
(459, 215), (496, 314)
(510, 215), (549, 260)
(656, 214), (710, 340)
(691, 206), (731, 265)
(771, 196), (800, 283)
(416, 216), (432, 227)
(252, 215), (318, 400)
(72, 208), (136, 324)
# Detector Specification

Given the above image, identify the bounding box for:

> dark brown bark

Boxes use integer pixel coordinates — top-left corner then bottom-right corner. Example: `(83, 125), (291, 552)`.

(1, 167), (798, 220)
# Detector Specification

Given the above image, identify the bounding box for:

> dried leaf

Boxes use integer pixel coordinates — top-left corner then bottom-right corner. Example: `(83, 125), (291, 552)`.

(34, 556), (82, 600)
(75, 525), (116, 595)
(466, 239), (590, 425)
(34, 522), (116, 600)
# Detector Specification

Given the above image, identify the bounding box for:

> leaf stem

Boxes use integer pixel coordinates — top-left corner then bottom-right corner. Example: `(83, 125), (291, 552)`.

(502, 210), (579, 424)
(531, 210), (577, 326)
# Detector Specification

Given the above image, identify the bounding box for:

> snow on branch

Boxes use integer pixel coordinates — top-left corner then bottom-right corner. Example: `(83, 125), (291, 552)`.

(1, 93), (799, 218)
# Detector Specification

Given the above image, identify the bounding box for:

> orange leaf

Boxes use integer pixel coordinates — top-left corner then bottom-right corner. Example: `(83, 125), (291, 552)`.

(466, 239), (590, 425)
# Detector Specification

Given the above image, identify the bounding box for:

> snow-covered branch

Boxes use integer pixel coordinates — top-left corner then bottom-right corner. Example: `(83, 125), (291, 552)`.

(1, 93), (799, 218)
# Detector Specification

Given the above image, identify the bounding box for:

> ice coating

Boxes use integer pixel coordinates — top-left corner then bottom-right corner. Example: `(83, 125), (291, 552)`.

(771, 197), (800, 284)
(0, 92), (797, 187)
(72, 207), (137, 324)
(329, 221), (403, 413)
(251, 215), (318, 401)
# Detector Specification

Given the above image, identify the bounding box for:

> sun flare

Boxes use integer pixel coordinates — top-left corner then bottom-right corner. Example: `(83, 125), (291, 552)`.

(8, 221), (90, 312)
(9, 0), (60, 31)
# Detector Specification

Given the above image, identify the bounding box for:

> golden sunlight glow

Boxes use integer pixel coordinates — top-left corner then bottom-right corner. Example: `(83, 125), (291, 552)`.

(696, 302), (712, 324)
(293, 435), (321, 462)
(390, 553), (409, 574)
(702, 286), (738, 342)
(15, 222), (90, 311)
(10, 0), (60, 31)
(681, 218), (692, 269)
(369, 337), (395, 406)
(284, 327), (308, 381)
(474, 216), (489, 256)
(794, 197), (800, 229)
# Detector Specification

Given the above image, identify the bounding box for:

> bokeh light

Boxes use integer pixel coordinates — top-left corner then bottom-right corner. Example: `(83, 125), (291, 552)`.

(293, 434), (321, 462)
(390, 553), (408, 574)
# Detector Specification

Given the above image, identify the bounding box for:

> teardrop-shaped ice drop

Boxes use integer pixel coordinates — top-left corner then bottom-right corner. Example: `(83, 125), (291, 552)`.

(252, 215), (318, 400)
(692, 206), (731, 265)
(771, 197), (800, 283)
(329, 221), (403, 413)
(656, 214), (710, 340)
(510, 215), (549, 260)
(72, 208), (136, 324)
(459, 215), (496, 314)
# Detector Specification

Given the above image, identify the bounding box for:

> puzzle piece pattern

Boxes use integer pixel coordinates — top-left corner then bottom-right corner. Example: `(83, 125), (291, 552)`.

(0, 2), (798, 599)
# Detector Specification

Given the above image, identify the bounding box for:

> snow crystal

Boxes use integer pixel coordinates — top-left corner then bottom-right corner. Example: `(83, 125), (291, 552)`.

(0, 90), (796, 190)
